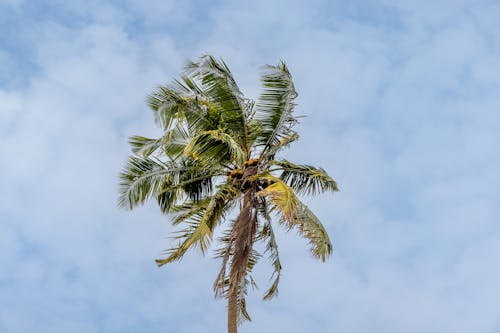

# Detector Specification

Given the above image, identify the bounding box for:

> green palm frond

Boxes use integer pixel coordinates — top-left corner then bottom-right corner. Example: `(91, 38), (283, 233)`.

(128, 135), (163, 158)
(184, 129), (245, 166)
(156, 188), (181, 214)
(147, 86), (193, 130)
(174, 75), (204, 96)
(155, 220), (210, 266)
(265, 132), (299, 160)
(162, 124), (191, 160)
(118, 157), (180, 210)
(147, 85), (219, 135)
(185, 55), (250, 154)
(118, 156), (221, 211)
(184, 182), (239, 230)
(160, 175), (215, 213)
(255, 61), (299, 159)
(169, 198), (211, 225)
(272, 159), (339, 195)
(157, 168), (218, 213)
(156, 183), (239, 266)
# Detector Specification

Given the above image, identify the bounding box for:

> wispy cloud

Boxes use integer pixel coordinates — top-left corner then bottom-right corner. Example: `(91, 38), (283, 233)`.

(1, 0), (499, 332)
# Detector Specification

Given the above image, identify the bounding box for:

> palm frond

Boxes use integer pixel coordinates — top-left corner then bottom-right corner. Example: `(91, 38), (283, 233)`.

(156, 167), (218, 213)
(226, 196), (259, 326)
(257, 176), (332, 261)
(118, 156), (220, 211)
(169, 198), (211, 225)
(174, 75), (204, 96)
(236, 275), (252, 323)
(185, 55), (250, 154)
(214, 229), (260, 324)
(128, 135), (163, 158)
(213, 229), (261, 296)
(184, 129), (245, 166)
(147, 85), (219, 135)
(155, 220), (210, 266)
(256, 175), (298, 221)
(185, 182), (239, 231)
(236, 247), (261, 323)
(156, 183), (239, 266)
(156, 188), (181, 214)
(257, 198), (282, 300)
(255, 61), (299, 159)
(287, 202), (333, 261)
(162, 124), (191, 160)
(265, 132), (299, 160)
(272, 159), (339, 195)
(147, 86), (192, 130)
(118, 157), (181, 210)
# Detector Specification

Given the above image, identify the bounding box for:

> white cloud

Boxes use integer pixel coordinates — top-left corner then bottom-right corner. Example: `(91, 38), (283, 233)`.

(1, 0), (500, 332)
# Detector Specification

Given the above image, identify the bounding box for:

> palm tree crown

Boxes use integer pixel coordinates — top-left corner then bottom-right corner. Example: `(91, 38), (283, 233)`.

(118, 55), (338, 333)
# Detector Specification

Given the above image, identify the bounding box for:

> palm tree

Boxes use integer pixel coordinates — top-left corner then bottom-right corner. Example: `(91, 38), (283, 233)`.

(118, 55), (338, 333)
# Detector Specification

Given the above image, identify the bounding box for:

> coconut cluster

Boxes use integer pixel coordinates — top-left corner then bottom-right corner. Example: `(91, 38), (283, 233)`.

(226, 159), (273, 191)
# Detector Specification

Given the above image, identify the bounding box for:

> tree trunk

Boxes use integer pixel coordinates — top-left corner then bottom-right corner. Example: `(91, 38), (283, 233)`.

(227, 190), (257, 333)
(228, 284), (239, 333)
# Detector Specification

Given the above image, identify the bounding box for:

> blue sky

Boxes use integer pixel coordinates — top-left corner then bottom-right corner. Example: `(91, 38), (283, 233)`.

(1, 0), (500, 332)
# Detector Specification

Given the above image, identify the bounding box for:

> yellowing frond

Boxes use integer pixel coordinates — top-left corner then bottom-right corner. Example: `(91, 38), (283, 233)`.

(256, 176), (332, 261)
(256, 176), (298, 221)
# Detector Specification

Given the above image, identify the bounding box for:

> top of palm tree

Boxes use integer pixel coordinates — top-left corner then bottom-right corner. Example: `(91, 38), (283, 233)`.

(118, 54), (338, 330)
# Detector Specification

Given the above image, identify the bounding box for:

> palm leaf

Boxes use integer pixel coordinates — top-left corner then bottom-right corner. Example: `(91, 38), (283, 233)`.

(169, 198), (211, 225)
(147, 86), (192, 130)
(128, 135), (163, 158)
(214, 229), (261, 324)
(184, 129), (245, 166)
(272, 159), (339, 195)
(156, 183), (239, 266)
(257, 198), (282, 300)
(236, 275), (252, 323)
(288, 202), (332, 261)
(147, 85), (219, 135)
(255, 61), (298, 159)
(265, 132), (299, 160)
(256, 175), (298, 221)
(118, 157), (181, 210)
(155, 220), (210, 265)
(185, 55), (250, 154)
(118, 156), (220, 211)
(162, 124), (191, 160)
(257, 176), (332, 261)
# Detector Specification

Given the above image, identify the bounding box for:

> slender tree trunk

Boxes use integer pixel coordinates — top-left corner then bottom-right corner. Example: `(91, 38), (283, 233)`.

(228, 283), (239, 333)
(227, 190), (257, 333)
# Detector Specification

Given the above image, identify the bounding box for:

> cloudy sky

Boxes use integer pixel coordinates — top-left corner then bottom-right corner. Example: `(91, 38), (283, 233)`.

(1, 0), (500, 332)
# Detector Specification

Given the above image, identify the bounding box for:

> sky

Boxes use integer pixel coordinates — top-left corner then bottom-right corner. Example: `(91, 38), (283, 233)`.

(1, 0), (500, 332)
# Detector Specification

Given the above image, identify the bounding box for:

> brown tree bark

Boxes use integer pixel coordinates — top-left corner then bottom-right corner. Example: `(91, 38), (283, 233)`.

(227, 190), (257, 333)
(227, 282), (239, 333)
